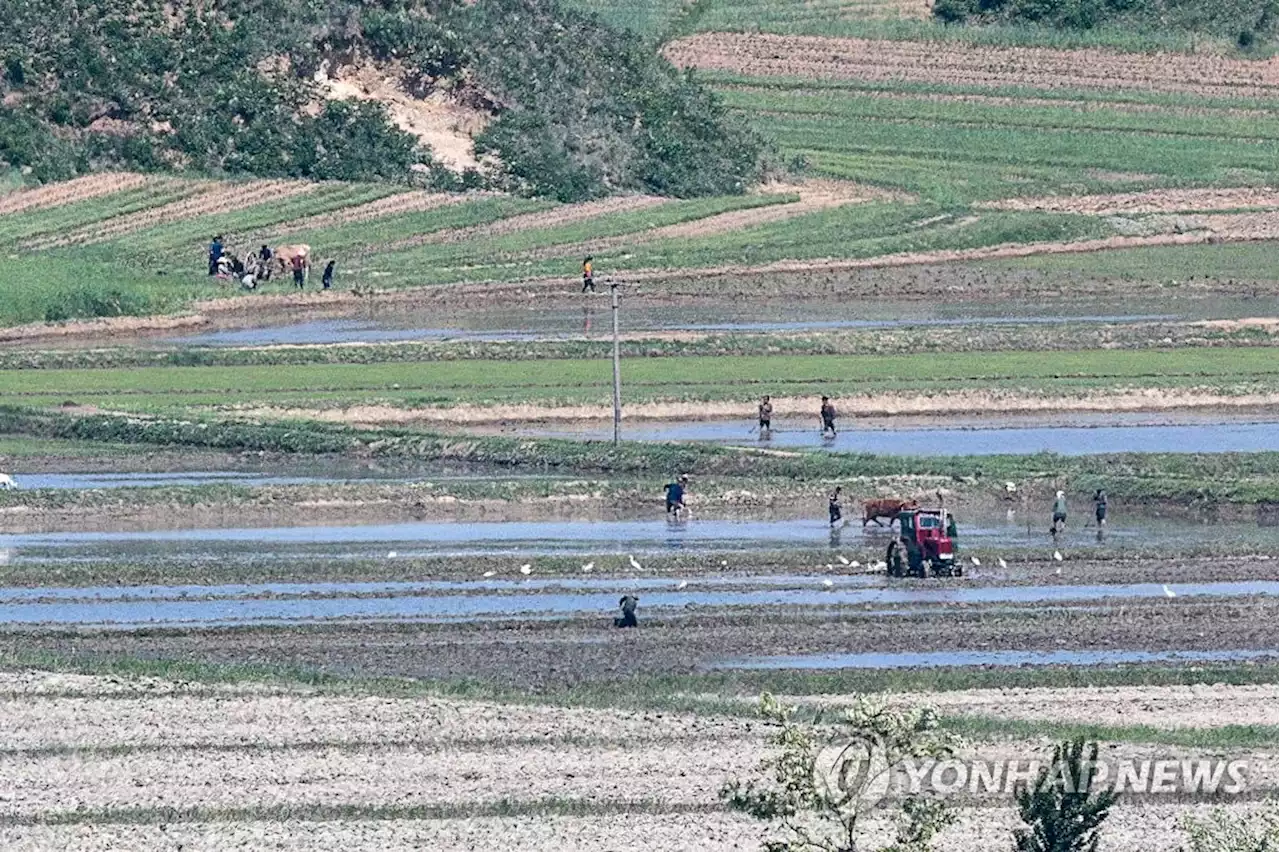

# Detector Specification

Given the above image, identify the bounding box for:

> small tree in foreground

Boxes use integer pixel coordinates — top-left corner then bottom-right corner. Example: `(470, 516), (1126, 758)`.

(1014, 739), (1117, 852)
(1180, 804), (1278, 852)
(720, 693), (960, 852)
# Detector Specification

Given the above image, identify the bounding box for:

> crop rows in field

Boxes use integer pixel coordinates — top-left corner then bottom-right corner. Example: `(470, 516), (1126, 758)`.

(660, 33), (1277, 213)
(0, 348), (1271, 417)
(666, 33), (1279, 98)
(376, 193), (668, 252)
(0, 179), (206, 248)
(24, 180), (321, 250)
(0, 172), (153, 217)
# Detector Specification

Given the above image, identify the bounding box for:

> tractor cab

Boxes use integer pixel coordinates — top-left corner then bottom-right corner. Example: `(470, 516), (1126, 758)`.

(887, 508), (959, 578)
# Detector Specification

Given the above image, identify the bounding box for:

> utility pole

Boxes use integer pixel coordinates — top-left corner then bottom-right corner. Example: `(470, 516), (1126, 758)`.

(610, 278), (621, 445)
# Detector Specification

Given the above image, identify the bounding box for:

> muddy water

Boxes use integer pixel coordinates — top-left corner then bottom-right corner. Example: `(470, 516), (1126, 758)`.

(518, 415), (1278, 456)
(709, 648), (1278, 671)
(3, 516), (1273, 563)
(8, 465), (570, 490)
(13, 472), (331, 490)
(171, 312), (1183, 347)
(0, 580), (1271, 629)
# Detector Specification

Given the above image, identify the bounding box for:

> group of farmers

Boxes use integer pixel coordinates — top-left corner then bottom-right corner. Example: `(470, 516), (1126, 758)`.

(208, 236), (335, 291)
(755, 394), (839, 438)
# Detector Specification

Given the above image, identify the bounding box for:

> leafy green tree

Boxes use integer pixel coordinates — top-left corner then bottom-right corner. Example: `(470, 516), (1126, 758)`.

(1013, 739), (1117, 852)
(721, 693), (959, 852)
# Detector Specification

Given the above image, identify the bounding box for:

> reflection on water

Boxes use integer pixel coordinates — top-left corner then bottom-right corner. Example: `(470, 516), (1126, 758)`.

(0, 580), (1271, 628)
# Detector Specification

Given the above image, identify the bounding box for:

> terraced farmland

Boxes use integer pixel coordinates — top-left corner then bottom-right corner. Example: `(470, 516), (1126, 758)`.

(0, 5), (1276, 852)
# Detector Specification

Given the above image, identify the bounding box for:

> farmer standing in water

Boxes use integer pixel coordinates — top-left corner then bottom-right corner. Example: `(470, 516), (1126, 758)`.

(1051, 490), (1068, 535)
(758, 395), (773, 438)
(820, 396), (837, 437)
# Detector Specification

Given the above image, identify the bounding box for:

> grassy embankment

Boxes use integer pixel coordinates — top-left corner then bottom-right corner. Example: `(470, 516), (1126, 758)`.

(0, 348), (1271, 411)
(0, 407), (1274, 506)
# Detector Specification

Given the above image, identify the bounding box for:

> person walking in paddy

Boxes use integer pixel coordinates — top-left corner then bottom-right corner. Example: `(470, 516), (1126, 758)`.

(1051, 490), (1068, 536)
(820, 396), (837, 437)
(322, 260), (335, 291)
(582, 255), (595, 293)
(758, 395), (773, 438)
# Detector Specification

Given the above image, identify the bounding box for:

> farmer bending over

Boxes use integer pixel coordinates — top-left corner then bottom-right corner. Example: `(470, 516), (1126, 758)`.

(665, 474), (689, 516)
(614, 594), (639, 628)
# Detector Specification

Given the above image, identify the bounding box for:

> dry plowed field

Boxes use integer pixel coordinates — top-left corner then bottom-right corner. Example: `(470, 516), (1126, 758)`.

(0, 671), (1272, 851)
(982, 187), (1278, 215)
(0, 173), (154, 217)
(664, 33), (1280, 98)
(24, 180), (318, 249)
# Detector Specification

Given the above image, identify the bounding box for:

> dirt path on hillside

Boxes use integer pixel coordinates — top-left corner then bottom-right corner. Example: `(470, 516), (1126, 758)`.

(0, 173), (154, 216)
(230, 387), (1278, 427)
(664, 33), (1279, 99)
(24, 180), (317, 249)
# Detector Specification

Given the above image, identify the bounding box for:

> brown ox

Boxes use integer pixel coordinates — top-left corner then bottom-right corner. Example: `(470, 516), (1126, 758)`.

(863, 497), (919, 527)
(272, 244), (311, 276)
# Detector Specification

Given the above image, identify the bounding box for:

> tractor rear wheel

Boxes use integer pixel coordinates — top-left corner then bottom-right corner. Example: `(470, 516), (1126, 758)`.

(886, 540), (905, 578)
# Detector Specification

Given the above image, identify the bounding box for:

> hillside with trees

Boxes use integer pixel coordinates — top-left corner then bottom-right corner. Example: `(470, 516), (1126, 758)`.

(933, 0), (1277, 50)
(0, 0), (765, 200)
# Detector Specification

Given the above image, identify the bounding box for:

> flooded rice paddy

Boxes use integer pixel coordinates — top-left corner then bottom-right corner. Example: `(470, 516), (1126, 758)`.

(159, 296), (1273, 347)
(0, 577), (1271, 628)
(517, 413), (1278, 456)
(3, 515), (1273, 563)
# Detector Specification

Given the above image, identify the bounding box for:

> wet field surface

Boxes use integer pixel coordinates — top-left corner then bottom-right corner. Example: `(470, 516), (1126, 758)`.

(149, 295), (1274, 347)
(6, 463), (571, 490)
(0, 576), (1271, 628)
(517, 414), (1278, 456)
(13, 471), (338, 490)
(4, 515), (1273, 562)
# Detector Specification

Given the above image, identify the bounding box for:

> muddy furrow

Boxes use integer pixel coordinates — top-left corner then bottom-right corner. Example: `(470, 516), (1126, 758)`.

(664, 33), (1279, 99)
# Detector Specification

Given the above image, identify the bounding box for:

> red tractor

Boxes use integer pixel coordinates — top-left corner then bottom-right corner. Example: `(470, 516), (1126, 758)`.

(886, 508), (960, 578)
